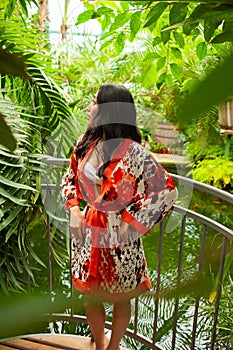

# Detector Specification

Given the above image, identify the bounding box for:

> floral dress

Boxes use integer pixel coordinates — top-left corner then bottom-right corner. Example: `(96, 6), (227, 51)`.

(62, 138), (177, 301)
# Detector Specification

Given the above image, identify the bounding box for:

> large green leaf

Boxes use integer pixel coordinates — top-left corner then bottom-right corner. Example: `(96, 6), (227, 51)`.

(177, 55), (233, 124)
(0, 11), (73, 295)
(110, 12), (130, 31)
(0, 112), (16, 151)
(169, 3), (188, 25)
(0, 293), (71, 339)
(189, 4), (219, 21)
(173, 31), (185, 48)
(0, 187), (31, 206)
(0, 174), (36, 191)
(211, 30), (233, 43)
(115, 32), (125, 53)
(170, 62), (183, 79)
(0, 47), (29, 79)
(95, 6), (113, 17)
(196, 41), (207, 60)
(4, 0), (38, 18)
(76, 9), (95, 25)
(204, 18), (222, 42)
(161, 25), (171, 44)
(201, 4), (233, 22)
(143, 2), (168, 28)
(130, 11), (142, 41)
(157, 56), (166, 71)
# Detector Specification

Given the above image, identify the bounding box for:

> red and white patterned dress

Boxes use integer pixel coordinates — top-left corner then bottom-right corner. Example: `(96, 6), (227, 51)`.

(62, 138), (177, 301)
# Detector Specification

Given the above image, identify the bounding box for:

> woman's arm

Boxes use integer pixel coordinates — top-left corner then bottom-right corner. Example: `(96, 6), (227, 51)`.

(61, 151), (80, 209)
(120, 155), (178, 235)
(61, 149), (86, 239)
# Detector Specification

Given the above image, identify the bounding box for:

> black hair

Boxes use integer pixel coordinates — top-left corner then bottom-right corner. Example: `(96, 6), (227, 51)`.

(75, 83), (141, 177)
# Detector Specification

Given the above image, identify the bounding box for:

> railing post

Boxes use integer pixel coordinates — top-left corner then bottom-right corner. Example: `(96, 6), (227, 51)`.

(133, 297), (139, 335)
(171, 213), (186, 350)
(210, 236), (228, 350)
(44, 185), (53, 297)
(69, 217), (75, 316)
(153, 220), (164, 344)
(47, 212), (52, 296)
(191, 224), (207, 349)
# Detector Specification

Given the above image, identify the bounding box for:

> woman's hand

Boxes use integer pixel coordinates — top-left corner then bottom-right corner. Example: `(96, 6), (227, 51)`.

(118, 220), (129, 244)
(69, 206), (86, 240)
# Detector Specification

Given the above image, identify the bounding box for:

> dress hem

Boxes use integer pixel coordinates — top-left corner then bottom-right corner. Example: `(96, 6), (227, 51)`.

(72, 276), (152, 302)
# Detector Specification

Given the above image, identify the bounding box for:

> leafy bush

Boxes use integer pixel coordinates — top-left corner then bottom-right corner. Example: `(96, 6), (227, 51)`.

(192, 156), (233, 192)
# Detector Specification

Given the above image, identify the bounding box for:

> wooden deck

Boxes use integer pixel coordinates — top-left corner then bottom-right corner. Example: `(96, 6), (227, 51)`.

(0, 334), (129, 350)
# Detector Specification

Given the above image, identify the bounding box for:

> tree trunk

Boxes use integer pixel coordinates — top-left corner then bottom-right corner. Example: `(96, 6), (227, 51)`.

(60, 0), (70, 41)
(59, 0), (70, 74)
(37, 0), (49, 33)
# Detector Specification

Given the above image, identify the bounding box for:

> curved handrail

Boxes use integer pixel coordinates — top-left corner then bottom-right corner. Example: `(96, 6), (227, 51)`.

(42, 157), (233, 205)
(171, 173), (233, 205)
(173, 205), (233, 239)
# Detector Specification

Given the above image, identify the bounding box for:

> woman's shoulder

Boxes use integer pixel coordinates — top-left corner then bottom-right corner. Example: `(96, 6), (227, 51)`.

(127, 140), (149, 159)
(124, 140), (161, 170)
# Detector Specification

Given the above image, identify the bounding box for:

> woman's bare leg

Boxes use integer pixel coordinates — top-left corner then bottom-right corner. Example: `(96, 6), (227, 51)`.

(84, 298), (108, 350)
(106, 300), (131, 350)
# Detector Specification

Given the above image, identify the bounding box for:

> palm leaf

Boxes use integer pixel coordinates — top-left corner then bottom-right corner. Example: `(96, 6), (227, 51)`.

(0, 112), (16, 151)
(0, 0), (80, 293)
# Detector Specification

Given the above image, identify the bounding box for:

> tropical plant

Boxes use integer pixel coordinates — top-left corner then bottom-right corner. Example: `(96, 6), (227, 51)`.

(192, 156), (233, 192)
(0, 3), (76, 293)
(77, 0), (233, 94)
(214, 275), (233, 348)
(75, 1), (233, 172)
(0, 1), (232, 348)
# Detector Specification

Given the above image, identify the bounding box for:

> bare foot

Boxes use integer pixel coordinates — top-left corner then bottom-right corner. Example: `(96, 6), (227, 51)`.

(91, 334), (110, 350)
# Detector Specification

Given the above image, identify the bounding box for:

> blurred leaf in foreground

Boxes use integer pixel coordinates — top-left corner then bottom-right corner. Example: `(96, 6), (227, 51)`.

(177, 55), (233, 126)
(0, 112), (16, 151)
(0, 47), (30, 79)
(0, 292), (71, 339)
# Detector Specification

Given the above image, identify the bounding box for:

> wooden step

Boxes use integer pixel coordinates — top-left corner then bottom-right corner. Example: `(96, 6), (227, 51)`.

(0, 334), (129, 349)
(1, 334), (95, 350)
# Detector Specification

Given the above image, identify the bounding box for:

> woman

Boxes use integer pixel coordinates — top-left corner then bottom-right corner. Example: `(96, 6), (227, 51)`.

(62, 84), (178, 350)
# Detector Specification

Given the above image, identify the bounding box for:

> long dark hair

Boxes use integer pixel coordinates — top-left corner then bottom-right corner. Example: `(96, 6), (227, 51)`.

(75, 84), (141, 176)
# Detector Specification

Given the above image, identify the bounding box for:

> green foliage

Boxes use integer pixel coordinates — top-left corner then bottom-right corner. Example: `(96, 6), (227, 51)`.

(0, 6), (75, 294)
(184, 107), (224, 160)
(144, 2), (168, 28)
(76, 1), (233, 145)
(0, 45), (31, 151)
(76, 2), (201, 91)
(0, 292), (71, 339)
(77, 1), (233, 93)
(192, 156), (233, 192)
(177, 55), (233, 126)
(0, 101), (47, 293)
(0, 112), (16, 151)
(215, 276), (233, 347)
(4, 0), (38, 18)
(183, 102), (233, 193)
(0, 46), (29, 79)
(196, 42), (208, 60)
(0, 1), (232, 347)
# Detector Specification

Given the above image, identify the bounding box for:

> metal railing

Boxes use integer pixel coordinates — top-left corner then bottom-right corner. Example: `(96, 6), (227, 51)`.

(41, 162), (233, 350)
